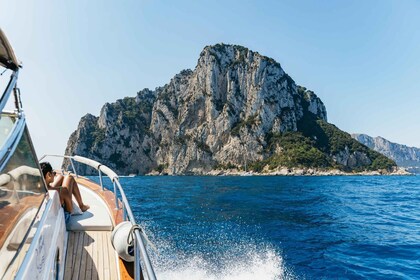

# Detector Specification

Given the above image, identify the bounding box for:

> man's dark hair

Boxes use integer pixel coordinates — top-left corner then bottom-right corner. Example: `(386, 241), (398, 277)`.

(40, 162), (52, 178)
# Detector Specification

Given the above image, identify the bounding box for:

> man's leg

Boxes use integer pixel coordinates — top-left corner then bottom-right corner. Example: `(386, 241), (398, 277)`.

(61, 188), (73, 213)
(63, 175), (90, 212)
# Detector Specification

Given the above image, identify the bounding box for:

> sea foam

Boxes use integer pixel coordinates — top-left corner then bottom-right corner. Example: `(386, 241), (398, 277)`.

(155, 249), (288, 280)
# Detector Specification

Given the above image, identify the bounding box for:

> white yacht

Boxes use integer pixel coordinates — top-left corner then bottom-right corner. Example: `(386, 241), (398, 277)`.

(0, 28), (156, 279)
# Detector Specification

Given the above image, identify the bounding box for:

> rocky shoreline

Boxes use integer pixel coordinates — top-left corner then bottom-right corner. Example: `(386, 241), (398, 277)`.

(146, 167), (411, 176)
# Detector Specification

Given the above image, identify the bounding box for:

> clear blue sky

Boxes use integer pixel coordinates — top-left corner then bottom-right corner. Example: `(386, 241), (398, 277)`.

(1, 0), (420, 160)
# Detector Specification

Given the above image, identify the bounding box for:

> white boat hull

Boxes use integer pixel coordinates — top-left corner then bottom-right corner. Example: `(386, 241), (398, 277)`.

(13, 191), (67, 280)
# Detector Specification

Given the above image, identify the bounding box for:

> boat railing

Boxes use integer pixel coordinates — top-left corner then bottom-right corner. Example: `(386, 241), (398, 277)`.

(39, 154), (157, 280)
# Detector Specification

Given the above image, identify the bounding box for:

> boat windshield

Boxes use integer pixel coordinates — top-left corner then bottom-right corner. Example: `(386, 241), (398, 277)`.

(0, 113), (14, 148)
(0, 115), (47, 278)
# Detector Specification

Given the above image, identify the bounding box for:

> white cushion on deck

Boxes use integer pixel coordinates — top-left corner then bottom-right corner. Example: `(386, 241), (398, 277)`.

(66, 185), (113, 231)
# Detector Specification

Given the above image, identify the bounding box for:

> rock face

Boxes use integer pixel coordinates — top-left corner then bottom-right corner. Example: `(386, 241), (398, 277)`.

(63, 44), (395, 175)
(352, 134), (420, 172)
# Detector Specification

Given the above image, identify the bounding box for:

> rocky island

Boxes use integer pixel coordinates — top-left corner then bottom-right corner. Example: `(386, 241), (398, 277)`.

(353, 134), (420, 174)
(63, 44), (398, 175)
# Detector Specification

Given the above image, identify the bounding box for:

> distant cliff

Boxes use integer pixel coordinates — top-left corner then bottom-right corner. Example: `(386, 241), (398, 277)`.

(352, 134), (420, 172)
(63, 44), (395, 175)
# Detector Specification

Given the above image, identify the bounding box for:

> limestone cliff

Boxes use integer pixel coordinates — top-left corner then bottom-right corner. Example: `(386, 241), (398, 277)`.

(352, 134), (420, 172)
(63, 44), (395, 175)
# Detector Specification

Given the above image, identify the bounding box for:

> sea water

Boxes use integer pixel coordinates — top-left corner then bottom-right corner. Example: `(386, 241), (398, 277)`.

(98, 176), (420, 279)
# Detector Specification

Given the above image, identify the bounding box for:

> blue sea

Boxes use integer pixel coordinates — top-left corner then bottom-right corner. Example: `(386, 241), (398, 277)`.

(99, 176), (419, 279)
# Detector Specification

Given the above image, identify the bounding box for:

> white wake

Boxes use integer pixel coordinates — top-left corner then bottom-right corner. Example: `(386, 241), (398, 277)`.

(155, 250), (288, 280)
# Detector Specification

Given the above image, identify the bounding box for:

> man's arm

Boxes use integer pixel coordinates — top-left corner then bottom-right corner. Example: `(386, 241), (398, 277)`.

(50, 174), (64, 188)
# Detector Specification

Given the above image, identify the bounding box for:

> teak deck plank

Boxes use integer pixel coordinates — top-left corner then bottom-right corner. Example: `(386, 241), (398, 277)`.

(91, 231), (98, 280)
(103, 231), (110, 280)
(98, 232), (104, 280)
(107, 235), (118, 279)
(64, 231), (118, 280)
(73, 231), (84, 279)
(85, 232), (93, 280)
(80, 232), (89, 279)
(64, 232), (75, 278)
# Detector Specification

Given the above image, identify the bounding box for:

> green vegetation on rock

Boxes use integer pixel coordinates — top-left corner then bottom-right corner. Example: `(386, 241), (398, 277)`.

(264, 132), (331, 169)
(109, 152), (127, 169)
(231, 114), (258, 136)
(92, 127), (105, 148)
(255, 112), (396, 172)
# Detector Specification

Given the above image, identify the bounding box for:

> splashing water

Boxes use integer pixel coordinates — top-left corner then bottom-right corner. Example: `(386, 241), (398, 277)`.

(154, 247), (288, 280)
(141, 222), (294, 280)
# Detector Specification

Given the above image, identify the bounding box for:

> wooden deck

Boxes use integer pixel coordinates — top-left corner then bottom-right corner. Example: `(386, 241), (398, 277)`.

(64, 175), (134, 280)
(64, 231), (118, 280)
